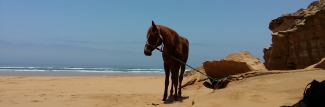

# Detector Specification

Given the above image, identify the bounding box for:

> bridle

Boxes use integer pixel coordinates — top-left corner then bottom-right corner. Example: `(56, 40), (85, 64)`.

(145, 33), (164, 51)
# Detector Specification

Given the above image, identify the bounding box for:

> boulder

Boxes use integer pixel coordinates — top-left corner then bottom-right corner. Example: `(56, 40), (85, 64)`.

(181, 51), (267, 88)
(203, 51), (266, 78)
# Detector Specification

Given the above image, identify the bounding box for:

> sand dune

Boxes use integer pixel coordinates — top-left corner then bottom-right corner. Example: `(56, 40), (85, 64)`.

(192, 69), (325, 107)
(0, 69), (324, 107)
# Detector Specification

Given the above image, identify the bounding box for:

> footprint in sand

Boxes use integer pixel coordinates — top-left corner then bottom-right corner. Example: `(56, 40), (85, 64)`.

(152, 103), (159, 106)
(31, 100), (43, 102)
(39, 94), (46, 97)
(250, 94), (268, 103)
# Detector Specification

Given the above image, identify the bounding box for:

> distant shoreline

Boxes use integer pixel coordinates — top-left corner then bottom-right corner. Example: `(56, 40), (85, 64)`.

(0, 71), (165, 76)
(0, 66), (170, 76)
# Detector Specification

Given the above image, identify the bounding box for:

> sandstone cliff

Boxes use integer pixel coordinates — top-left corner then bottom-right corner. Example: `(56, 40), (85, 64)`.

(264, 1), (325, 70)
(305, 57), (325, 69)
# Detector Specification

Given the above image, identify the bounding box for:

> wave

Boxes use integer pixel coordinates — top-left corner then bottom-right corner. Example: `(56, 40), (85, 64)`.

(0, 66), (165, 73)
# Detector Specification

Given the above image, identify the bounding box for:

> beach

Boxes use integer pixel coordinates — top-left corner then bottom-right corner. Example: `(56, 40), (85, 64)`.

(1, 69), (325, 107)
(2, 0), (325, 107)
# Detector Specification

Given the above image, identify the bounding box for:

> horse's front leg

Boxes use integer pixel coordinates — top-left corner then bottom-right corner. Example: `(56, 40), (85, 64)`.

(163, 63), (170, 101)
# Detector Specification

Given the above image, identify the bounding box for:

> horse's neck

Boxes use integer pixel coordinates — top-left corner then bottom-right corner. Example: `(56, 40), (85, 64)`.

(160, 32), (178, 48)
(159, 29), (181, 53)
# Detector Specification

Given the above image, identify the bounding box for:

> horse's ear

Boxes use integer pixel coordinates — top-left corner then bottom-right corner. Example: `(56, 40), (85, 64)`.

(152, 20), (157, 31)
(152, 20), (156, 26)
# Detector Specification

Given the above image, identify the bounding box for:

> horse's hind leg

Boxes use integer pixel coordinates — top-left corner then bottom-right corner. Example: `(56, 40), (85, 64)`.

(171, 65), (180, 100)
(170, 74), (174, 96)
(178, 64), (186, 97)
(162, 63), (170, 101)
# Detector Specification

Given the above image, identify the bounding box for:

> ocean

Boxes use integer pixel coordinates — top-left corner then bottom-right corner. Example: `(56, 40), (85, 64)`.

(0, 66), (170, 76)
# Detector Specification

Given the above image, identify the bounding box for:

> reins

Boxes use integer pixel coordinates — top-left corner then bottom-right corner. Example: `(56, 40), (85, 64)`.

(145, 32), (224, 87)
(154, 43), (224, 87)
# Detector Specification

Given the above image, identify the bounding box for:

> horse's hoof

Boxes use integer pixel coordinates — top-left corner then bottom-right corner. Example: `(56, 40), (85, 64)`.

(162, 98), (167, 101)
(174, 95), (178, 101)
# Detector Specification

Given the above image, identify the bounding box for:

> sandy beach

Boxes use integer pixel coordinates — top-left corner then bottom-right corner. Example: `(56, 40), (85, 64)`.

(2, 1), (325, 107)
(1, 69), (325, 107)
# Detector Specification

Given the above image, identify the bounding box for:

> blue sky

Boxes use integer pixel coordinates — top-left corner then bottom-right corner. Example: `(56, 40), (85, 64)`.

(0, 0), (313, 68)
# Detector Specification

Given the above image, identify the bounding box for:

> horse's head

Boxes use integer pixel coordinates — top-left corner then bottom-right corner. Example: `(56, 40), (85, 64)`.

(144, 21), (163, 56)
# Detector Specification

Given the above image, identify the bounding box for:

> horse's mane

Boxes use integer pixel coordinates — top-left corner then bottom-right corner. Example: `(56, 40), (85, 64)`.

(148, 25), (180, 48)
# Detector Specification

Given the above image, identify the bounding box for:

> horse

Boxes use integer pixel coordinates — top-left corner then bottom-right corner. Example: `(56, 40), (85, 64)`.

(144, 20), (189, 101)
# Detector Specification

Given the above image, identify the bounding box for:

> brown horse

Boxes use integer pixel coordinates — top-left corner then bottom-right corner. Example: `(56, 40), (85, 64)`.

(144, 21), (189, 101)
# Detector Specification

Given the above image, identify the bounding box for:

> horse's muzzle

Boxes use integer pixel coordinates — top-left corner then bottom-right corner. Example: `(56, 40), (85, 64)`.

(144, 48), (152, 56)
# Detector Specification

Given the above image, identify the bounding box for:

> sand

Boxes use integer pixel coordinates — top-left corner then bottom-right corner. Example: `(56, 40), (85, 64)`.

(1, 69), (325, 107)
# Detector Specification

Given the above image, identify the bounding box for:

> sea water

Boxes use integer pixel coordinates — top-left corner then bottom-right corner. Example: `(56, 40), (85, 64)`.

(0, 66), (168, 76)
(0, 66), (192, 76)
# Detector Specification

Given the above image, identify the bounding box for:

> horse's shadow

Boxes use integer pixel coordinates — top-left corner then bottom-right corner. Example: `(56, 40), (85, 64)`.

(203, 80), (231, 90)
(161, 82), (212, 104)
(203, 81), (214, 89)
(163, 95), (189, 104)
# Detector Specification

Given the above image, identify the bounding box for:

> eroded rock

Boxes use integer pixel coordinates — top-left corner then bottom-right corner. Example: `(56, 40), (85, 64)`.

(305, 57), (325, 69)
(264, 1), (325, 70)
(181, 51), (267, 88)
(204, 51), (266, 78)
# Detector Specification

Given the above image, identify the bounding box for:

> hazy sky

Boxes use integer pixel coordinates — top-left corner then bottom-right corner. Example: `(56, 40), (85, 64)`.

(0, 0), (313, 68)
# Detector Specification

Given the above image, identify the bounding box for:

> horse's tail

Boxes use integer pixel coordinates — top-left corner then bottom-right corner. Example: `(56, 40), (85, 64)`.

(180, 36), (189, 48)
(185, 37), (189, 53)
(182, 37), (189, 63)
(186, 38), (189, 47)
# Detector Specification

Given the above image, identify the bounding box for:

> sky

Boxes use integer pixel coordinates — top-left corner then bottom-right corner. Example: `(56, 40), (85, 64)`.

(0, 0), (314, 68)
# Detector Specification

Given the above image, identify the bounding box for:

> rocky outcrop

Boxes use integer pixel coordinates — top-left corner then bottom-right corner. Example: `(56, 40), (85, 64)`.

(315, 58), (325, 69)
(203, 60), (251, 78)
(305, 57), (325, 69)
(264, 1), (325, 70)
(223, 51), (268, 71)
(182, 51), (267, 88)
(203, 51), (267, 78)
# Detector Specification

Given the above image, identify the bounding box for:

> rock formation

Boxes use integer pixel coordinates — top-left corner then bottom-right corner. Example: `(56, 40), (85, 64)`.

(204, 51), (267, 78)
(264, 1), (325, 70)
(305, 57), (325, 69)
(315, 58), (325, 69)
(182, 51), (267, 88)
